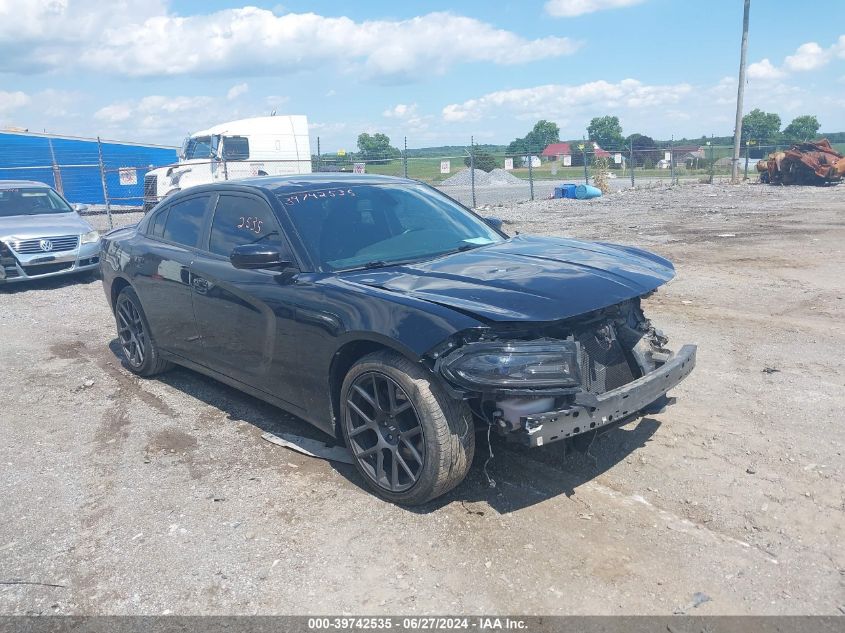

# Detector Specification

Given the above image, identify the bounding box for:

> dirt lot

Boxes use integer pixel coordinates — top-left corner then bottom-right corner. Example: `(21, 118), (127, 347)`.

(1, 183), (843, 615)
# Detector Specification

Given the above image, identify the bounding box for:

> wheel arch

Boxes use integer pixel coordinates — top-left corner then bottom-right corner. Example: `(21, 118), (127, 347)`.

(109, 276), (132, 311)
(328, 335), (426, 443)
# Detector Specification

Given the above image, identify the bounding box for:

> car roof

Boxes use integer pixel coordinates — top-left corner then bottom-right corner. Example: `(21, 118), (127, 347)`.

(0, 180), (53, 190)
(158, 173), (420, 206)
(238, 173), (414, 194)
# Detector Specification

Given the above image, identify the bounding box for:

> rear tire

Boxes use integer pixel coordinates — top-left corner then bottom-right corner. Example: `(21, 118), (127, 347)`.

(114, 287), (172, 377)
(341, 350), (475, 505)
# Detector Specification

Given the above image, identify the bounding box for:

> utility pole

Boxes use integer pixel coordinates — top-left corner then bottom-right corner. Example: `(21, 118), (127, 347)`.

(732, 0), (751, 184)
(469, 136), (476, 208)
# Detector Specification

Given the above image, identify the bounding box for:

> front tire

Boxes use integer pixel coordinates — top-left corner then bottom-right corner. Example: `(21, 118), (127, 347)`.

(114, 287), (172, 377)
(341, 350), (475, 505)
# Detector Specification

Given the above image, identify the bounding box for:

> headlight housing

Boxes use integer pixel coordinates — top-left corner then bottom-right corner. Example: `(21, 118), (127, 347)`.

(441, 340), (581, 389)
(80, 230), (100, 244)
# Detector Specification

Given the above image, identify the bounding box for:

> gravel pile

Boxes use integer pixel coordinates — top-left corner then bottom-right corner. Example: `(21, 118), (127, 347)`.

(442, 168), (526, 187)
(488, 168), (524, 186)
(440, 168), (491, 187)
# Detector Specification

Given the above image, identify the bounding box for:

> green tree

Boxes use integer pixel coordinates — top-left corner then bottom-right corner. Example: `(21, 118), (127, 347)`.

(741, 109), (781, 143)
(464, 150), (498, 172)
(525, 120), (560, 151)
(507, 119), (561, 156)
(587, 115), (624, 149)
(356, 132), (399, 162)
(782, 115), (820, 142)
(626, 133), (660, 167)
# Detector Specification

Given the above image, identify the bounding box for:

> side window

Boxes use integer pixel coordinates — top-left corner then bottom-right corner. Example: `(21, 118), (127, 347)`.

(150, 207), (168, 237)
(162, 196), (209, 247)
(208, 195), (283, 258)
(222, 136), (249, 160)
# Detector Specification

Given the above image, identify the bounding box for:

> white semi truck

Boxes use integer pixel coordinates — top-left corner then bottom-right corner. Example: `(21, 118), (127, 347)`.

(143, 115), (311, 210)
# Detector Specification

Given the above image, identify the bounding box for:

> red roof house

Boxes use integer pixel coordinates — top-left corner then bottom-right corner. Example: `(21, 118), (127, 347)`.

(541, 143), (572, 160)
(542, 142), (612, 160)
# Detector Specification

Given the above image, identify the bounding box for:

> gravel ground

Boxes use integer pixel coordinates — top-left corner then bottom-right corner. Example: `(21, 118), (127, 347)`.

(1, 182), (843, 615)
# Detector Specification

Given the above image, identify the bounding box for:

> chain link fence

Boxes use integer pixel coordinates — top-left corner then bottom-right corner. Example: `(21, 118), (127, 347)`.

(1, 131), (791, 227)
(312, 136), (788, 207)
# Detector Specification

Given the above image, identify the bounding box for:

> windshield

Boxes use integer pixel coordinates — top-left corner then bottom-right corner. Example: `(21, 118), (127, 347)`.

(0, 187), (73, 217)
(278, 183), (505, 271)
(182, 135), (216, 160)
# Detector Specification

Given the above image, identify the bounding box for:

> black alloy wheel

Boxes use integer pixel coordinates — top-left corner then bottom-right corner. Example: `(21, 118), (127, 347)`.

(113, 287), (171, 377)
(345, 371), (426, 493)
(116, 293), (147, 369)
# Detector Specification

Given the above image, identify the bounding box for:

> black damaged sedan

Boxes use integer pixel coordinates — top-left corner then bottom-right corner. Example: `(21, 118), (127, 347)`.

(100, 174), (695, 504)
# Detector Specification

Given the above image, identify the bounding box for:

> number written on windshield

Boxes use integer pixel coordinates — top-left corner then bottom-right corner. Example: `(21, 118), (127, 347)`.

(237, 216), (264, 234)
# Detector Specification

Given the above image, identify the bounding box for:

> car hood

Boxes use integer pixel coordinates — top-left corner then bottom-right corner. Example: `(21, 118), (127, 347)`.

(339, 235), (675, 322)
(0, 212), (92, 240)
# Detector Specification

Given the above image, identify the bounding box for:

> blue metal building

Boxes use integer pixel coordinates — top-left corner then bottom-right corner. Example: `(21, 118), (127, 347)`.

(0, 130), (177, 205)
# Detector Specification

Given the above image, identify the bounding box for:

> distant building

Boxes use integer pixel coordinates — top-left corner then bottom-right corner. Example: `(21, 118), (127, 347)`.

(541, 143), (573, 161)
(541, 142), (611, 161)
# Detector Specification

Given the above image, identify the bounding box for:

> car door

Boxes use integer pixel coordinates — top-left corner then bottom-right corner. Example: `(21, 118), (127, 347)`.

(131, 193), (212, 358)
(189, 192), (303, 408)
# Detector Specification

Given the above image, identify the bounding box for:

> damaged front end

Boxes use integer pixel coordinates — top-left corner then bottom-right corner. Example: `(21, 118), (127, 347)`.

(430, 297), (696, 447)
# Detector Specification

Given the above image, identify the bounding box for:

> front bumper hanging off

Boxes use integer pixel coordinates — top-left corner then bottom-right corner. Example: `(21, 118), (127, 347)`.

(518, 344), (697, 447)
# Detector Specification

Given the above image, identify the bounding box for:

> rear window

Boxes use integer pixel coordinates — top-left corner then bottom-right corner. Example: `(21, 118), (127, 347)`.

(162, 196), (209, 247)
(150, 207), (168, 237)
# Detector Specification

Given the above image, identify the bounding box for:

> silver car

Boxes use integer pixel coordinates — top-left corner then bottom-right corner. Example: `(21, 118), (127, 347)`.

(0, 180), (101, 284)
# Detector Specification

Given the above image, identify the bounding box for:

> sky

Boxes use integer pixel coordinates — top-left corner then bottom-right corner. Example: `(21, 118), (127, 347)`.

(1, 0), (844, 151)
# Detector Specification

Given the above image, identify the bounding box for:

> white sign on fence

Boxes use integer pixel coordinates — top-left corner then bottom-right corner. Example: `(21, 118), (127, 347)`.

(118, 168), (137, 186)
(504, 158), (513, 170)
(614, 153), (622, 165)
(664, 151), (671, 161)
(353, 162), (366, 174)
(563, 155), (572, 167)
(440, 160), (451, 174)
(551, 163), (558, 175)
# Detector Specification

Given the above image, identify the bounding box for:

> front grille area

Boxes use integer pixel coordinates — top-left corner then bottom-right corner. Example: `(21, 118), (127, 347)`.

(12, 235), (79, 254)
(143, 174), (158, 210)
(576, 323), (637, 394)
(21, 261), (73, 276)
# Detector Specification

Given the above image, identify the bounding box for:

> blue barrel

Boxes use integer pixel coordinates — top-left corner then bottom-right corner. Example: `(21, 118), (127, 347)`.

(575, 184), (602, 199)
(554, 183), (578, 199)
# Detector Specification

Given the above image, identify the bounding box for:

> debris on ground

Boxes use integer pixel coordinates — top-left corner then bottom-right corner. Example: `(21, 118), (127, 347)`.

(674, 591), (713, 614)
(757, 139), (845, 186)
(261, 431), (354, 464)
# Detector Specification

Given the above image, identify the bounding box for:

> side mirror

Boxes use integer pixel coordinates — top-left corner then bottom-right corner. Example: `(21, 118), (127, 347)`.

(230, 244), (292, 270)
(72, 203), (89, 213)
(483, 216), (504, 232)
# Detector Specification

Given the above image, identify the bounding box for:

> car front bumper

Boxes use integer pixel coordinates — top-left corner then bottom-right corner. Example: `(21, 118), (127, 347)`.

(0, 241), (101, 284)
(517, 344), (697, 447)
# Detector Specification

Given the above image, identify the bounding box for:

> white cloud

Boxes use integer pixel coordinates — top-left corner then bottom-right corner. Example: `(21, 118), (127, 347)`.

(91, 92), (232, 141)
(0, 90), (31, 115)
(442, 79), (692, 123)
(747, 59), (785, 80)
(1, 6), (580, 81)
(94, 102), (133, 123)
(545, 0), (646, 17)
(749, 35), (845, 80)
(226, 83), (249, 101)
(0, 0), (167, 71)
(784, 42), (829, 72)
(382, 103), (418, 119)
